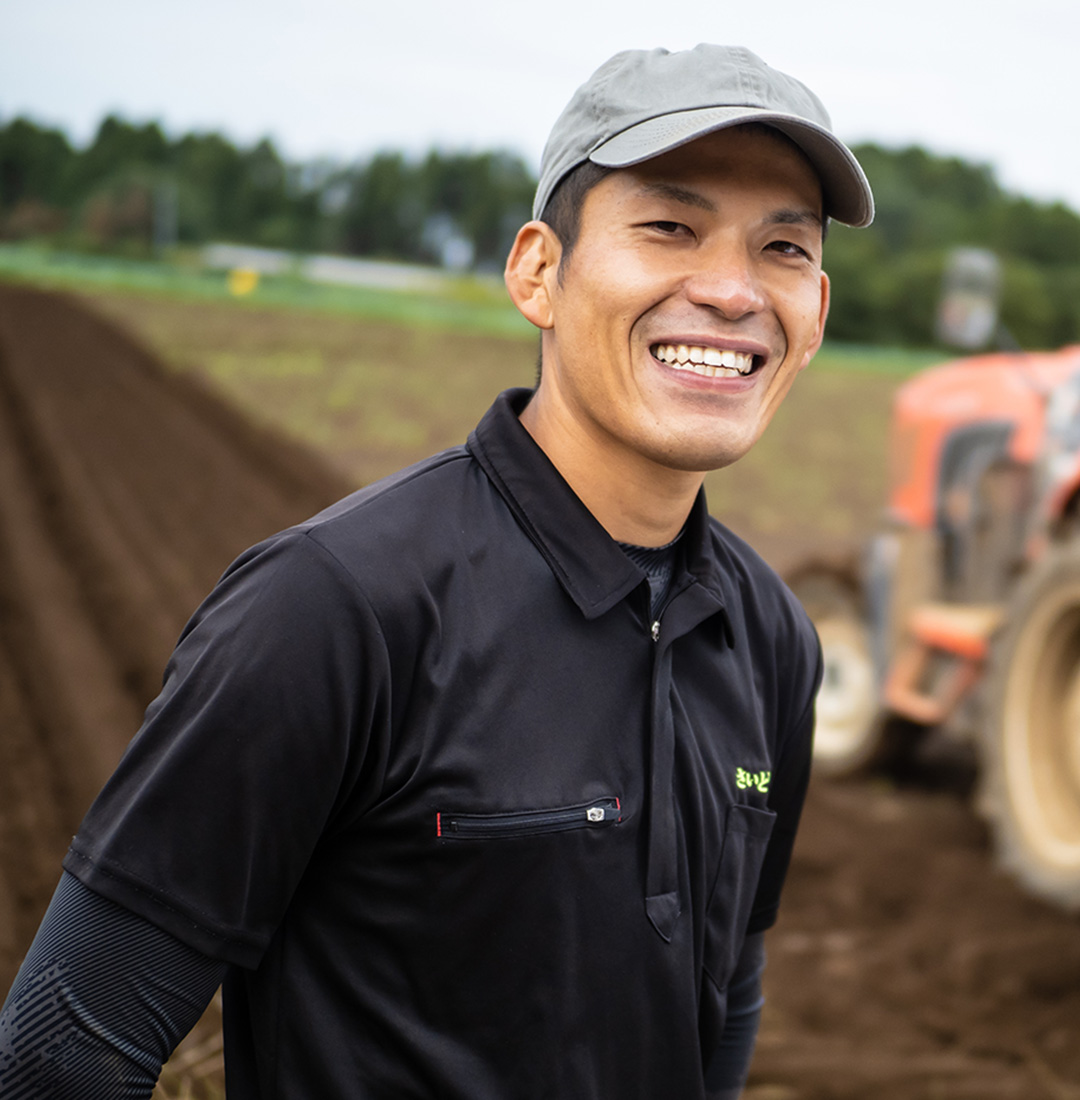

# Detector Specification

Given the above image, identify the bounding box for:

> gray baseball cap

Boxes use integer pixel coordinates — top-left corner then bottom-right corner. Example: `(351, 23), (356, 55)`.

(533, 44), (874, 228)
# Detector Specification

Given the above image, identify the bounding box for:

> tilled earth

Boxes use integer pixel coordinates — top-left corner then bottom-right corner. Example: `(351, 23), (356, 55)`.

(1, 282), (1078, 1098)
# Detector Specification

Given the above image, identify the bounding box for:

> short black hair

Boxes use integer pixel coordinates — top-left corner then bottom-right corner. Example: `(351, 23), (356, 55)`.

(533, 161), (614, 385)
(538, 160), (613, 271)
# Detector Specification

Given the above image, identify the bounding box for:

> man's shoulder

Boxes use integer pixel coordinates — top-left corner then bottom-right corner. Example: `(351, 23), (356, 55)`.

(261, 438), (529, 604)
(302, 444), (476, 545)
(214, 445), (478, 579)
(200, 442), (504, 641)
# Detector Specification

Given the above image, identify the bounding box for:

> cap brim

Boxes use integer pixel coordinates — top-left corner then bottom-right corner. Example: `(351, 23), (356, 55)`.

(590, 105), (874, 228)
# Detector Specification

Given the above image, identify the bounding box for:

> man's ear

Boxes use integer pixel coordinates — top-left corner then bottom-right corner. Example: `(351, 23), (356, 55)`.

(504, 221), (562, 330)
(799, 271), (831, 370)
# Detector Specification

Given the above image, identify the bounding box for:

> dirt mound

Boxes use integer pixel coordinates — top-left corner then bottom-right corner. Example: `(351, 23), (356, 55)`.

(0, 282), (350, 991)
(1, 282), (1078, 1097)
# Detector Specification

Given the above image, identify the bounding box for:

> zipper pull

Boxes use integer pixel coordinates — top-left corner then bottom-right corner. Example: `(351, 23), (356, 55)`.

(651, 620), (660, 642)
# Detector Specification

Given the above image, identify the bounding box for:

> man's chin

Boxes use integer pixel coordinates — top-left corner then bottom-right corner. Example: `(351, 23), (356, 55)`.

(649, 437), (757, 475)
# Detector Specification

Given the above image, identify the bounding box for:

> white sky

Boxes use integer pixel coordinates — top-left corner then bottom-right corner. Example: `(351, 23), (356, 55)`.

(4, 0), (1079, 212)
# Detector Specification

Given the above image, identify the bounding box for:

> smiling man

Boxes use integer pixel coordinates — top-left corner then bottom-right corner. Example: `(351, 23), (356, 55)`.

(511, 120), (838, 543)
(0, 44), (872, 1100)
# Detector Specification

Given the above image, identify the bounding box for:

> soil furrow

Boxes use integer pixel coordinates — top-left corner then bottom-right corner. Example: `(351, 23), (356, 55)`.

(0, 331), (143, 988)
(0, 284), (345, 997)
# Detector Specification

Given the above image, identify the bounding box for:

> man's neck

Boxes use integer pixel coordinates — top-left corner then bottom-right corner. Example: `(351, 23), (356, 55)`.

(519, 397), (704, 547)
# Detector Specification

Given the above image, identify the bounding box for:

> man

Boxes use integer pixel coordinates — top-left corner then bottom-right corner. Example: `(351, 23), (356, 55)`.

(0, 44), (873, 1099)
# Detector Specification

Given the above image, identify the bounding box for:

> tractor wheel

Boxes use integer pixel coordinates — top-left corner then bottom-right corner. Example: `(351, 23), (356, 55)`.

(788, 570), (881, 777)
(983, 541), (1080, 909)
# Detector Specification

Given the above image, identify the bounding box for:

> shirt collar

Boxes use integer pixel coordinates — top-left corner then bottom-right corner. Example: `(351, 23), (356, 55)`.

(467, 388), (725, 620)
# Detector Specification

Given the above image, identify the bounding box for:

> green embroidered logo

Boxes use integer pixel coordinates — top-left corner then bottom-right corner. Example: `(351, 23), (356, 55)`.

(736, 767), (771, 794)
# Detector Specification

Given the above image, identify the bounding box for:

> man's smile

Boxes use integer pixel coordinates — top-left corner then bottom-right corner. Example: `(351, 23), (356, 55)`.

(650, 343), (759, 378)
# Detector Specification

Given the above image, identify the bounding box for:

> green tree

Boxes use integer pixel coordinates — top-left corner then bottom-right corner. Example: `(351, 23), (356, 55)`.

(171, 131), (245, 239)
(0, 117), (75, 209)
(66, 115), (170, 200)
(337, 152), (423, 259)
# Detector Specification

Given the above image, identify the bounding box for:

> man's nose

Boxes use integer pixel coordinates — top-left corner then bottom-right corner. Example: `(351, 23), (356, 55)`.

(682, 247), (766, 319)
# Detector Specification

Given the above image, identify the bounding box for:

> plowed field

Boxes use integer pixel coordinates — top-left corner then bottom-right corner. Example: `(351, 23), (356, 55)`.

(1, 282), (1078, 1099)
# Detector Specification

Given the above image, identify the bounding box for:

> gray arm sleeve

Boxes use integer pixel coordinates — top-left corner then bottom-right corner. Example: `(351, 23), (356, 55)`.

(0, 871), (227, 1098)
(703, 930), (766, 1099)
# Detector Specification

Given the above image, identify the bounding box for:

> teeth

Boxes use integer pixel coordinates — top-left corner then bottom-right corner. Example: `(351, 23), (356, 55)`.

(652, 344), (755, 377)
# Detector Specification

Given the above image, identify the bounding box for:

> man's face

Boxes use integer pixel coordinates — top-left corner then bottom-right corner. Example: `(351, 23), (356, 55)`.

(533, 125), (830, 475)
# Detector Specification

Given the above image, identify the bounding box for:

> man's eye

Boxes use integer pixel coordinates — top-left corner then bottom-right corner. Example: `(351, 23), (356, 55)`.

(647, 221), (688, 235)
(768, 240), (810, 258)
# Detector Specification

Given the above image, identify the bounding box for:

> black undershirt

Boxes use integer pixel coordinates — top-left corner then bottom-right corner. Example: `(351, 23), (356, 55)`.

(618, 534), (681, 617)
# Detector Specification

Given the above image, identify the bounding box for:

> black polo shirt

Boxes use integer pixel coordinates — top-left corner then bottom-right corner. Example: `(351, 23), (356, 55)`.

(65, 388), (821, 1100)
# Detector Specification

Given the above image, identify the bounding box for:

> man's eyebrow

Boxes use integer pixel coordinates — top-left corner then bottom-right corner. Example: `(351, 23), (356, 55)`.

(768, 208), (823, 231)
(637, 181), (717, 212)
(636, 184), (823, 231)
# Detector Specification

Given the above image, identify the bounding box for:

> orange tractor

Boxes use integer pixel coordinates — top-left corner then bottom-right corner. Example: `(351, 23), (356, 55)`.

(792, 345), (1080, 909)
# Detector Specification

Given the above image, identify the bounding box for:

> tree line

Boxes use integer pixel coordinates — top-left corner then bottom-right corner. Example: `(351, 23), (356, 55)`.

(1, 113), (1078, 349)
(823, 144), (1080, 349)
(0, 115), (535, 272)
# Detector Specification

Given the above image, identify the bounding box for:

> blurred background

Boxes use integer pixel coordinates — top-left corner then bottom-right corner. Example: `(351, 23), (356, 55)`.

(3, 2), (1080, 1098)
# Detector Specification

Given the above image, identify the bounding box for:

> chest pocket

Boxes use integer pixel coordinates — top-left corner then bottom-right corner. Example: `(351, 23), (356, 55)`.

(702, 802), (776, 992)
(437, 798), (622, 839)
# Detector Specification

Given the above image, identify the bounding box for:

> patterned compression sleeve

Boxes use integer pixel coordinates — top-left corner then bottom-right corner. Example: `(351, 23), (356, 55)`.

(0, 871), (228, 1099)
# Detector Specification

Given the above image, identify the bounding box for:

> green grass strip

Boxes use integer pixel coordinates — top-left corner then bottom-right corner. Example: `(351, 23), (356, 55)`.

(0, 243), (535, 338)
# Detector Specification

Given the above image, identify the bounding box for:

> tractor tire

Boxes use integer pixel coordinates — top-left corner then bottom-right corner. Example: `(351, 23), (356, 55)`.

(983, 541), (1080, 909)
(788, 569), (881, 777)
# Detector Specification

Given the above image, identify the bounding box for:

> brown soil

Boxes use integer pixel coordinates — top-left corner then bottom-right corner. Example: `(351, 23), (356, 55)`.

(1, 283), (1078, 1098)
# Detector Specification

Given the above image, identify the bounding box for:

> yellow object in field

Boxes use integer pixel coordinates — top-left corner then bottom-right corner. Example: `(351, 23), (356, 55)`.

(228, 268), (260, 297)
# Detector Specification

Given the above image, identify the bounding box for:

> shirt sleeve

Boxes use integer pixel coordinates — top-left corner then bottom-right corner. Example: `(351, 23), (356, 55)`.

(62, 529), (391, 966)
(0, 872), (226, 1098)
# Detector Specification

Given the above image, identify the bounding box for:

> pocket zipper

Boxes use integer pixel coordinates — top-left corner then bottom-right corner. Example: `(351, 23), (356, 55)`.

(438, 797), (621, 839)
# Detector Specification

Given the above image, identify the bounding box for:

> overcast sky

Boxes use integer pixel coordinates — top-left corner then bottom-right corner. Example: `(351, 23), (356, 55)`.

(4, 0), (1079, 212)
